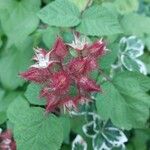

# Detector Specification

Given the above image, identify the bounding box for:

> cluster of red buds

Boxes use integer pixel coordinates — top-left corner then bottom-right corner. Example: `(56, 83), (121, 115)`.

(0, 129), (16, 150)
(20, 33), (107, 113)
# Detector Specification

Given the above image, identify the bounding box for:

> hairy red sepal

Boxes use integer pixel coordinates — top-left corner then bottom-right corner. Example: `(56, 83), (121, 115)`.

(20, 68), (51, 83)
(51, 71), (70, 92)
(88, 40), (106, 57)
(77, 76), (101, 92)
(52, 37), (68, 59)
(68, 58), (87, 75)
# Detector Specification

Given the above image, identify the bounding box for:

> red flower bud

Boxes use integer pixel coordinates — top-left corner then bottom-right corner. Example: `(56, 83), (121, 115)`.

(10, 142), (16, 150)
(77, 76), (101, 92)
(20, 68), (51, 83)
(52, 37), (68, 59)
(45, 94), (59, 112)
(85, 57), (98, 71)
(68, 58), (87, 75)
(0, 130), (12, 140)
(51, 71), (70, 92)
(88, 40), (106, 57)
(45, 96), (76, 112)
(40, 87), (50, 98)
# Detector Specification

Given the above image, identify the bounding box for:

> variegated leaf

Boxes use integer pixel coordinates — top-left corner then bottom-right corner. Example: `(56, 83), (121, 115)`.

(72, 135), (87, 150)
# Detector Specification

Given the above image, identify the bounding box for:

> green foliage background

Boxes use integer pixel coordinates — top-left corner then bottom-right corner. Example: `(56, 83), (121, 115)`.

(0, 0), (150, 149)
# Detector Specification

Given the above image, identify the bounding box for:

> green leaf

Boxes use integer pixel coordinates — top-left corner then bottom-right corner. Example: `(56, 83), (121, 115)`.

(114, 71), (150, 92)
(7, 97), (63, 150)
(118, 72), (150, 92)
(25, 83), (46, 106)
(96, 71), (150, 129)
(0, 0), (40, 47)
(115, 0), (139, 14)
(0, 89), (5, 100)
(38, 0), (80, 27)
(71, 116), (86, 135)
(69, 0), (93, 12)
(62, 31), (74, 43)
(0, 89), (6, 124)
(32, 29), (44, 47)
(0, 38), (33, 90)
(129, 129), (150, 150)
(61, 144), (71, 150)
(77, 5), (122, 36)
(121, 13), (150, 36)
(0, 31), (3, 48)
(42, 27), (60, 49)
(0, 112), (7, 125)
(142, 34), (150, 51)
(59, 116), (71, 143)
(42, 0), (54, 4)
(0, 90), (20, 124)
(100, 43), (119, 70)
(0, 92), (20, 112)
(140, 52), (150, 74)
(7, 96), (30, 124)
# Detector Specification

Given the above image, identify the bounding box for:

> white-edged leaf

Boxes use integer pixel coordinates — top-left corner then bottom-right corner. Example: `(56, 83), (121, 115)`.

(103, 127), (127, 148)
(134, 59), (147, 75)
(120, 36), (144, 58)
(82, 121), (95, 138)
(121, 55), (147, 75)
(119, 36), (146, 75)
(72, 135), (87, 150)
(93, 133), (111, 150)
(121, 55), (139, 71)
(82, 113), (127, 150)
